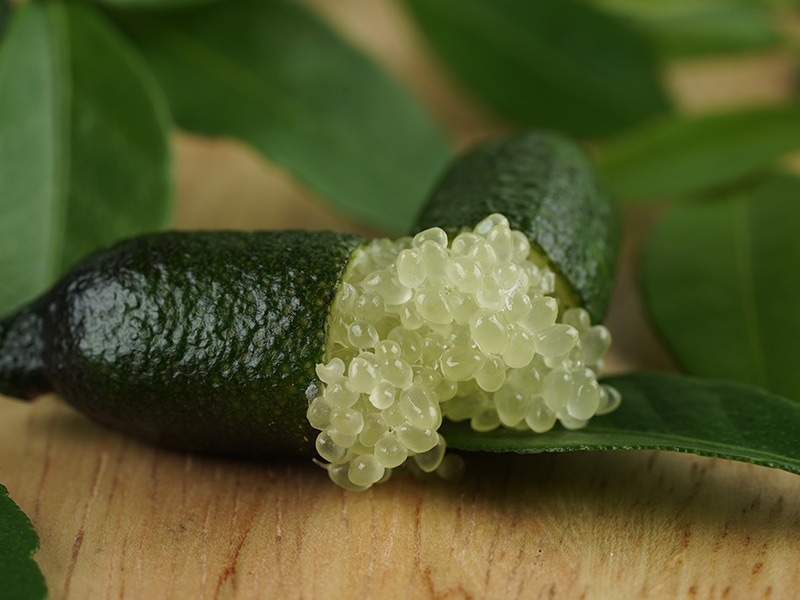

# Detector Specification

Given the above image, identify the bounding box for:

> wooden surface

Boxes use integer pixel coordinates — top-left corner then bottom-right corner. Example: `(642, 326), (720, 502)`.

(2, 2), (800, 598)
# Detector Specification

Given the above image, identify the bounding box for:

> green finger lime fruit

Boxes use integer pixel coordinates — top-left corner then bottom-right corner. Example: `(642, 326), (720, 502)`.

(0, 132), (620, 489)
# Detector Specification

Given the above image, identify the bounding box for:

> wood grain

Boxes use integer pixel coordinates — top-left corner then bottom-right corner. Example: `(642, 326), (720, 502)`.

(2, 2), (800, 598)
(2, 394), (799, 600)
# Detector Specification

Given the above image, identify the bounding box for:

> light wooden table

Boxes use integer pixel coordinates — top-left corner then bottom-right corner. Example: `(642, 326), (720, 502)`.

(2, 3), (800, 598)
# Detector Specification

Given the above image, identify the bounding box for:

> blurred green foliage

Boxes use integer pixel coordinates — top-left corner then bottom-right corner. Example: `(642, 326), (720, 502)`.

(2, 2), (800, 596)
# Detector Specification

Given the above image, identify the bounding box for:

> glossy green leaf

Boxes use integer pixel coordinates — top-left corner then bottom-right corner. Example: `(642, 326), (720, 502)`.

(443, 371), (800, 476)
(589, 0), (779, 57)
(641, 174), (800, 401)
(402, 0), (670, 139)
(0, 484), (47, 600)
(596, 105), (800, 203)
(0, 1), (172, 315)
(111, 0), (451, 234)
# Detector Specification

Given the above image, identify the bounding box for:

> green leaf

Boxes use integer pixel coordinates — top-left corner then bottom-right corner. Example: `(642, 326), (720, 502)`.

(402, 0), (670, 139)
(588, 0), (780, 57)
(0, 1), (172, 315)
(110, 0), (451, 234)
(443, 371), (800, 476)
(596, 105), (800, 203)
(0, 484), (47, 600)
(641, 174), (800, 401)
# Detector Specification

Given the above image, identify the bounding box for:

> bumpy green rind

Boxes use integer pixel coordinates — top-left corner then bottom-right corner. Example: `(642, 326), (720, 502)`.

(412, 132), (619, 322)
(0, 231), (363, 456)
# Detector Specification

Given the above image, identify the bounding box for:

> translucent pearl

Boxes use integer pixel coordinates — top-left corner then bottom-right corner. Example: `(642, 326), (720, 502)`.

(470, 310), (508, 355)
(413, 434), (446, 473)
(388, 327), (422, 363)
(306, 397), (332, 429)
(336, 282), (358, 314)
(435, 377), (458, 402)
(348, 357), (379, 393)
(440, 346), (484, 381)
(558, 411), (588, 430)
(413, 226), (448, 249)
(347, 322), (379, 349)
(535, 324), (579, 357)
(448, 323), (472, 346)
(413, 365), (442, 389)
(418, 240), (449, 282)
(506, 366), (543, 395)
(486, 225), (514, 262)
(328, 463), (370, 491)
(348, 454), (386, 487)
(566, 368), (600, 420)
(562, 307), (591, 332)
(362, 269), (412, 306)
(450, 292), (479, 325)
(326, 320), (349, 348)
(415, 287), (452, 325)
(474, 213), (509, 237)
(468, 239), (498, 267)
(581, 325), (612, 366)
(543, 368), (571, 412)
(324, 381), (359, 408)
(374, 432), (408, 468)
(396, 422), (439, 453)
(523, 263), (542, 290)
(451, 232), (481, 256)
(396, 248), (427, 289)
(445, 256), (484, 292)
(442, 390), (483, 421)
(399, 302), (425, 330)
(510, 230), (531, 262)
(369, 380), (397, 409)
(382, 403), (406, 428)
(476, 284), (507, 312)
(501, 326), (535, 369)
(592, 359), (606, 377)
(359, 413), (388, 446)
(353, 292), (385, 323)
(494, 385), (531, 427)
(504, 291), (532, 323)
(519, 296), (558, 333)
(316, 430), (349, 463)
(328, 429), (357, 448)
(381, 358), (413, 390)
(544, 352), (570, 369)
(540, 270), (556, 294)
(491, 262), (525, 292)
(470, 407), (501, 432)
(330, 407), (365, 435)
(475, 355), (506, 392)
(315, 358), (345, 384)
(597, 384), (622, 415)
(524, 397), (557, 433)
(399, 384), (442, 430)
(421, 333), (446, 364)
(375, 339), (402, 362)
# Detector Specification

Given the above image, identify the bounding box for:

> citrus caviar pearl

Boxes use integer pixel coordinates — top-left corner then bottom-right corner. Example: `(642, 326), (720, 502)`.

(309, 215), (619, 490)
(396, 249), (427, 288)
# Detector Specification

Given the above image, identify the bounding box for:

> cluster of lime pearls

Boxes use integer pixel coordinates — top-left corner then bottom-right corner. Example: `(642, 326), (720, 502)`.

(306, 214), (621, 490)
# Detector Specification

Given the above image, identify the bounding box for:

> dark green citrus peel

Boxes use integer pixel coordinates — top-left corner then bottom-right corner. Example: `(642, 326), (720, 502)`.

(415, 132), (619, 322)
(0, 132), (623, 489)
(0, 231), (364, 456)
